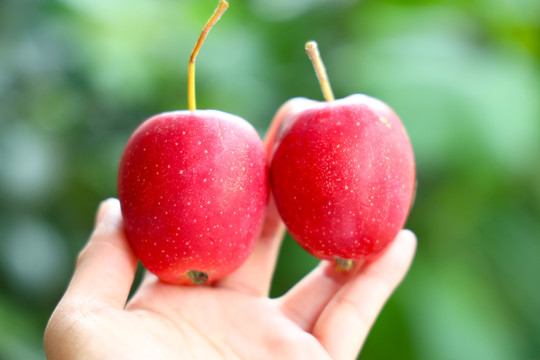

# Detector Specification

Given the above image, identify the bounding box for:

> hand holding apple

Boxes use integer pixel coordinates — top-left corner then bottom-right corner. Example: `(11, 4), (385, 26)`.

(45, 9), (420, 360)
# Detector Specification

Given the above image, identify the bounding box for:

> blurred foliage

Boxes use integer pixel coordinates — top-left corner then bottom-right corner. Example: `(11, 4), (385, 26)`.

(1, 0), (539, 359)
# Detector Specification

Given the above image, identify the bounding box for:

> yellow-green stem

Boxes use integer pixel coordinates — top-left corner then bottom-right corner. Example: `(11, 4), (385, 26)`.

(188, 0), (229, 111)
(305, 41), (335, 102)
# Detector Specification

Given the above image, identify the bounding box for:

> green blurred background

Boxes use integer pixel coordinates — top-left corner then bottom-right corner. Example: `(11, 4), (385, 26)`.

(1, 0), (539, 358)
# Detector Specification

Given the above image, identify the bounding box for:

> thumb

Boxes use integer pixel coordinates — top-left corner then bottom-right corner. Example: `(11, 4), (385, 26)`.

(66, 198), (138, 309)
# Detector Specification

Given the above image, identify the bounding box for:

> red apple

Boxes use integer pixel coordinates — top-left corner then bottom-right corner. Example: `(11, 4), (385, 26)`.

(269, 42), (415, 265)
(118, 110), (268, 285)
(117, 0), (268, 285)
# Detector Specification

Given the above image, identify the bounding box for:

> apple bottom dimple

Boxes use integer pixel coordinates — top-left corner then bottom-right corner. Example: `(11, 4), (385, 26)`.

(127, 218), (256, 285)
(122, 180), (266, 285)
(283, 193), (401, 260)
(122, 180), (265, 284)
(291, 227), (397, 261)
(272, 168), (412, 261)
(282, 177), (410, 261)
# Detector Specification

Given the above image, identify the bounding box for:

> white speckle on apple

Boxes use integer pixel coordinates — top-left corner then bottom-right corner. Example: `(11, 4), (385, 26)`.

(379, 116), (392, 129)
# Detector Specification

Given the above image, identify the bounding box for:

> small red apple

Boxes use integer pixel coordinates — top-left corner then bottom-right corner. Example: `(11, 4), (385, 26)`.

(117, 0), (268, 285)
(269, 42), (415, 267)
(119, 111), (268, 285)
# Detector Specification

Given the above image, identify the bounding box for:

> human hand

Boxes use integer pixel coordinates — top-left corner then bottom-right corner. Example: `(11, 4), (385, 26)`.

(44, 196), (416, 360)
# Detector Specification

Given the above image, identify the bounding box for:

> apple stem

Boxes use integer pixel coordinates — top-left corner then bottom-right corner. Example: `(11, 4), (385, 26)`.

(188, 270), (209, 285)
(188, 0), (229, 111)
(334, 257), (355, 272)
(305, 41), (335, 102)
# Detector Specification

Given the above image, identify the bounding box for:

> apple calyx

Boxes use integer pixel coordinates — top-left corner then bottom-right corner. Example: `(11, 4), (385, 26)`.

(188, 0), (229, 111)
(188, 270), (209, 285)
(334, 257), (355, 272)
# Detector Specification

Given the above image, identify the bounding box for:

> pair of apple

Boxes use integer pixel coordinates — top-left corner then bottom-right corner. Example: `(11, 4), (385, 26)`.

(117, 2), (416, 285)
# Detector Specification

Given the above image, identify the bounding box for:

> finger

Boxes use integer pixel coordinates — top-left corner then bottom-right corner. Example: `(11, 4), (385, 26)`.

(277, 260), (360, 331)
(215, 99), (310, 296)
(65, 198), (138, 309)
(312, 230), (417, 360)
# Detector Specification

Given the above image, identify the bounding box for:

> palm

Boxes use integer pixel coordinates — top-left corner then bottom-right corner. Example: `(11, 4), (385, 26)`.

(45, 198), (416, 360)
(116, 283), (328, 359)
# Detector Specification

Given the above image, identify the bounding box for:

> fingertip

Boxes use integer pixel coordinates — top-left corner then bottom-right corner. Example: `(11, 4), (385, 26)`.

(394, 229), (418, 260)
(362, 229), (417, 288)
(311, 229), (418, 360)
(94, 198), (123, 234)
(95, 198), (120, 225)
(399, 228), (417, 243)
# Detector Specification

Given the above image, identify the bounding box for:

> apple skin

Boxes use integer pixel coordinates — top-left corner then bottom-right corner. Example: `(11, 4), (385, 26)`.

(269, 94), (415, 261)
(118, 110), (269, 284)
